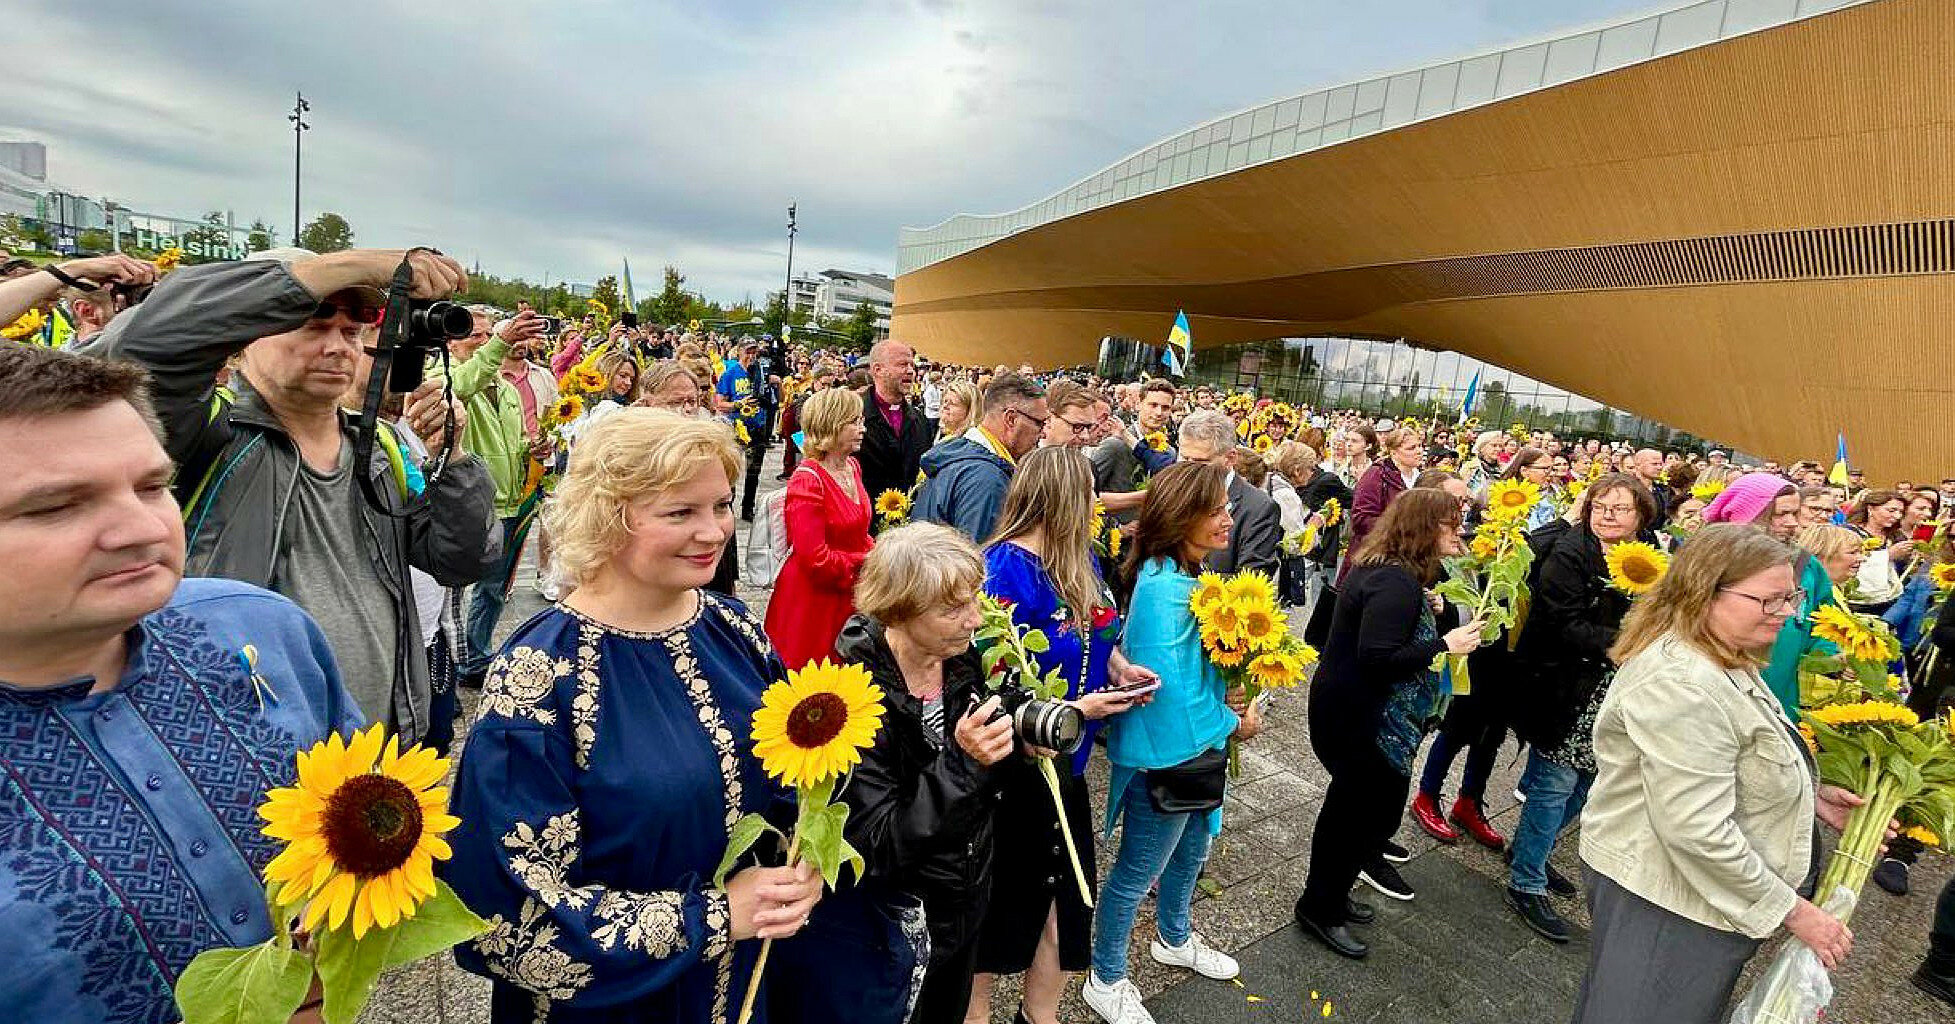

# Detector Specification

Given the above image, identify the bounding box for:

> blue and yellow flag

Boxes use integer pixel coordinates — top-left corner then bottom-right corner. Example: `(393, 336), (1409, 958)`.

(1828, 432), (1850, 486)
(1162, 309), (1191, 376)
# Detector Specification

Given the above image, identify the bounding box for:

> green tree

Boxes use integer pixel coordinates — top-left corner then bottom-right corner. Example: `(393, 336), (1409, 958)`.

(840, 300), (880, 352)
(182, 211), (232, 263)
(649, 265), (691, 326)
(299, 212), (354, 253)
(588, 275), (622, 328)
(76, 228), (113, 253)
(247, 219), (276, 252)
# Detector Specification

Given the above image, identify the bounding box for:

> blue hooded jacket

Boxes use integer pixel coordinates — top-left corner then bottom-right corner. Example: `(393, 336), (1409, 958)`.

(914, 436), (1013, 542)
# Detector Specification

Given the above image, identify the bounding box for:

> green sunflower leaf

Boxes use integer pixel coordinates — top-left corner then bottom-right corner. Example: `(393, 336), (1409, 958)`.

(714, 812), (782, 888)
(174, 938), (314, 1024)
(314, 881), (488, 1024)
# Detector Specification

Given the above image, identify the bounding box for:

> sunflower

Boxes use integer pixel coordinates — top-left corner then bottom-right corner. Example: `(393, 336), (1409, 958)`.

(1, 307), (46, 341)
(1203, 603), (1245, 645)
(1203, 630), (1250, 668)
(1796, 722), (1818, 756)
(547, 393), (585, 425)
(1903, 824), (1943, 848)
(1690, 479), (1727, 503)
(1319, 498), (1342, 529)
(1862, 534), (1886, 553)
(1806, 699), (1919, 731)
(1930, 562), (1955, 592)
(1810, 604), (1894, 664)
(1105, 525), (1122, 560)
(1144, 431), (1169, 453)
(1247, 651), (1305, 689)
(260, 724), (458, 938)
(1605, 541), (1669, 595)
(152, 247), (184, 273)
(734, 421), (752, 445)
(1224, 571), (1277, 608)
(1191, 572), (1230, 615)
(875, 490), (912, 519)
(1469, 533), (1500, 562)
(568, 365), (606, 394)
(751, 660), (885, 790)
(1484, 479), (1543, 522)
(1238, 604), (1288, 652)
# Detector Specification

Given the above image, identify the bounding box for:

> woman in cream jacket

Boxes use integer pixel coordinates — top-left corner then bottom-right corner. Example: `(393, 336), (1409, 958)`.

(1574, 524), (1869, 1024)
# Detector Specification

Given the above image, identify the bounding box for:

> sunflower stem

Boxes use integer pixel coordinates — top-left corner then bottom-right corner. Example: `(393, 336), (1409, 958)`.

(734, 830), (802, 1024)
(1037, 757), (1095, 909)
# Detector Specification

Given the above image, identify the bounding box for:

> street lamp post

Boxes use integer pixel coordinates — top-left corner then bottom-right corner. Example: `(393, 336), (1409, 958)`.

(288, 92), (310, 244)
(782, 203), (796, 341)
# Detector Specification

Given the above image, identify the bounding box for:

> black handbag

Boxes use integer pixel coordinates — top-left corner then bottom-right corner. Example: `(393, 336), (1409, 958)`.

(1145, 748), (1228, 814)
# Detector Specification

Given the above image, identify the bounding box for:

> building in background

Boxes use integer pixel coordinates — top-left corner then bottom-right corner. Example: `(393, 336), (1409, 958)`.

(0, 140), (255, 259)
(893, 0), (1953, 480)
(793, 268), (893, 339)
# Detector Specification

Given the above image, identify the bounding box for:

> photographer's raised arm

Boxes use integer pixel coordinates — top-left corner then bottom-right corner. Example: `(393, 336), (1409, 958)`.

(94, 259), (319, 469)
(0, 255), (157, 326)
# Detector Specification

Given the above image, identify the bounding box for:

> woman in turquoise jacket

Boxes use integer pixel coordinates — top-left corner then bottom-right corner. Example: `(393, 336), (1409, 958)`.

(1082, 462), (1262, 1024)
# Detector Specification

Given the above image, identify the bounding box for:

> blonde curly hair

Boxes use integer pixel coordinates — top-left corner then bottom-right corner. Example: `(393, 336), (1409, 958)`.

(543, 408), (741, 585)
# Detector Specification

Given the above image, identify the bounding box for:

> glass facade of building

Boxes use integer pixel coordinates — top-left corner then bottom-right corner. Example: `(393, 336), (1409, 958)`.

(1178, 336), (1727, 451)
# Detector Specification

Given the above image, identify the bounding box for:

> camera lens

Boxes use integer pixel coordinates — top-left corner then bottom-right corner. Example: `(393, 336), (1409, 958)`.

(415, 300), (473, 340)
(1012, 698), (1085, 755)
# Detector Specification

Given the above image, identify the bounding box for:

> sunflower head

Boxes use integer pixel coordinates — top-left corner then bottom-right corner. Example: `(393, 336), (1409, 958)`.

(549, 393), (585, 424)
(1904, 824), (1943, 849)
(1484, 479), (1543, 522)
(570, 365), (606, 394)
(1, 308), (47, 340)
(1319, 499), (1342, 528)
(1144, 431), (1169, 453)
(752, 660), (885, 790)
(1204, 630), (1250, 668)
(1224, 571), (1277, 608)
(1247, 651), (1304, 689)
(1930, 562), (1955, 592)
(1605, 541), (1669, 595)
(1252, 435), (1274, 454)
(260, 724), (458, 938)
(1806, 699), (1920, 731)
(875, 490), (912, 517)
(1191, 572), (1229, 615)
(1469, 534), (1500, 561)
(1106, 525), (1123, 559)
(1239, 604), (1288, 651)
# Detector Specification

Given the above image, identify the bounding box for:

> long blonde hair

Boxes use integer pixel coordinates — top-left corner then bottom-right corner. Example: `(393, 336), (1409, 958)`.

(985, 446), (1102, 618)
(1609, 523), (1798, 669)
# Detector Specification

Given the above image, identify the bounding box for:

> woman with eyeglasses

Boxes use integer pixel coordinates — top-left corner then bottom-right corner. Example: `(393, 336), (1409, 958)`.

(1503, 474), (1656, 944)
(1573, 524), (1870, 1024)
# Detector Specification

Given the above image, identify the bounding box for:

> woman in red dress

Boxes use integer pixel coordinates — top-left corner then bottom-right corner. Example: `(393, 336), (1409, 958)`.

(765, 386), (874, 669)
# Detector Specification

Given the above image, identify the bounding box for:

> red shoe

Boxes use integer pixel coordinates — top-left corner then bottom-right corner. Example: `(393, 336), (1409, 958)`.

(1450, 797), (1506, 851)
(1410, 791), (1460, 843)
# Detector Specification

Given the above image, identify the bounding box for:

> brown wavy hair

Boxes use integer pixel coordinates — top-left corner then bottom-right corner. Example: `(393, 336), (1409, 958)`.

(1350, 487), (1462, 586)
(1121, 461), (1229, 595)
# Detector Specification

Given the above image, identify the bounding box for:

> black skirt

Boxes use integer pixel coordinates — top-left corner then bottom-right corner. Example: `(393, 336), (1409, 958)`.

(972, 760), (1097, 974)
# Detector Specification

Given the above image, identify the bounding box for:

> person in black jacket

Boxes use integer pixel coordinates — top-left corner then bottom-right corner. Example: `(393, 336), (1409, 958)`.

(1503, 472), (1657, 943)
(857, 341), (934, 503)
(1912, 586), (1955, 1008)
(825, 523), (1013, 1023)
(1296, 488), (1484, 960)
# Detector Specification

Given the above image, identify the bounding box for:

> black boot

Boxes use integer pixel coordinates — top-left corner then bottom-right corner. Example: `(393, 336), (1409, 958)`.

(1505, 888), (1571, 943)
(1346, 898), (1377, 925)
(1913, 961), (1955, 1008)
(1544, 861), (1579, 899)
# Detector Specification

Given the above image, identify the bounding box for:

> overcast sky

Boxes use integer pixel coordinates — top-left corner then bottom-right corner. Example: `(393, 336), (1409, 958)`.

(7, 0), (1656, 302)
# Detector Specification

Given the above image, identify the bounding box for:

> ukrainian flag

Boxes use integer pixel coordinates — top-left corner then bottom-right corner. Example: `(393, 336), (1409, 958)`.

(1162, 309), (1192, 376)
(1828, 432), (1850, 486)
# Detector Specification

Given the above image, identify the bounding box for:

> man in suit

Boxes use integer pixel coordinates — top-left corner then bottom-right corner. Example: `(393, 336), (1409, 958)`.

(856, 340), (933, 502)
(1178, 409), (1280, 576)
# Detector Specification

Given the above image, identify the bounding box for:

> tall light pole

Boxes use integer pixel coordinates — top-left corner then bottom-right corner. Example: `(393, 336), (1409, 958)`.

(288, 92), (310, 243)
(782, 202), (797, 342)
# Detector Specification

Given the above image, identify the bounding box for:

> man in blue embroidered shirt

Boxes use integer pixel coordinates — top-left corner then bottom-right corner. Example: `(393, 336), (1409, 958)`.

(0, 342), (360, 1024)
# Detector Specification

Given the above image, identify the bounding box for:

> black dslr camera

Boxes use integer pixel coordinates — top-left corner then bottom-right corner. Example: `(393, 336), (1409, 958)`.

(386, 300), (472, 392)
(992, 687), (1086, 755)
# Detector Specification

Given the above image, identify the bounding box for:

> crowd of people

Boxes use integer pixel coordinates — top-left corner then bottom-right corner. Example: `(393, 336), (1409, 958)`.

(2, 245), (1954, 1024)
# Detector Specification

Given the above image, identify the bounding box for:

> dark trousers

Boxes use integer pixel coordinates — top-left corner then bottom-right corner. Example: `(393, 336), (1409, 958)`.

(1417, 697), (1503, 803)
(461, 513), (529, 677)
(740, 421), (770, 518)
(1299, 738), (1408, 925)
(1931, 871), (1955, 973)
(913, 930), (981, 1024)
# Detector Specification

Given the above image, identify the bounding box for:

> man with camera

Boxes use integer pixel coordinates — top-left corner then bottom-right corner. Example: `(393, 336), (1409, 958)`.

(0, 252), (158, 344)
(443, 305), (557, 689)
(92, 246), (502, 745)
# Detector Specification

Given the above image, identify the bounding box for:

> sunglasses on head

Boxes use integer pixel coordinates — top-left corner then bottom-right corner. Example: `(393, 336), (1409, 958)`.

(311, 299), (384, 324)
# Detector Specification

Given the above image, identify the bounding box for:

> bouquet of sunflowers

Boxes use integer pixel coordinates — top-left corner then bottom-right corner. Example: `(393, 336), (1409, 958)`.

(1798, 591), (1905, 707)
(1189, 570), (1319, 775)
(174, 725), (484, 1024)
(1736, 701), (1955, 1023)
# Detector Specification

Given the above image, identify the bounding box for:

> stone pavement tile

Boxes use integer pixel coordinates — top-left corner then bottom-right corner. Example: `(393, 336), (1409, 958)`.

(1226, 770), (1324, 818)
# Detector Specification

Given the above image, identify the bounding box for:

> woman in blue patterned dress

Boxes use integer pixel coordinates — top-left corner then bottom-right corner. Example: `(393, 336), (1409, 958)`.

(967, 447), (1159, 1024)
(445, 409), (825, 1024)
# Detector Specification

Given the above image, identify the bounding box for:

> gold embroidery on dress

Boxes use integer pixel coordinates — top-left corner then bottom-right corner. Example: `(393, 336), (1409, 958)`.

(481, 646), (570, 726)
(571, 622), (602, 769)
(663, 623), (745, 1023)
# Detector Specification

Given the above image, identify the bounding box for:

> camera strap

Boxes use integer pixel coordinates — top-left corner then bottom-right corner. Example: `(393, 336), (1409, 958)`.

(352, 255), (425, 517)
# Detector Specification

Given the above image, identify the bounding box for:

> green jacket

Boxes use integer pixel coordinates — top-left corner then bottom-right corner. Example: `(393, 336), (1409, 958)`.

(1761, 553), (1833, 720)
(445, 336), (558, 517)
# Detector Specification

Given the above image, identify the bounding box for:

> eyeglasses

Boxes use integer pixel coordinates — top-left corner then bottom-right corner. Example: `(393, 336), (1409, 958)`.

(1719, 587), (1806, 616)
(1056, 415), (1096, 437)
(1010, 407), (1049, 431)
(312, 299), (383, 324)
(1592, 503), (1638, 518)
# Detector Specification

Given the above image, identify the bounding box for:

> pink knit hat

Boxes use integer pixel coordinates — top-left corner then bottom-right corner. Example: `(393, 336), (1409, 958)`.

(1702, 472), (1794, 525)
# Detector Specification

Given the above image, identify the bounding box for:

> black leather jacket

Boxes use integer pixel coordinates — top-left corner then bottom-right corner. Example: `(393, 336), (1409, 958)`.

(1510, 525), (1642, 748)
(834, 614), (1001, 950)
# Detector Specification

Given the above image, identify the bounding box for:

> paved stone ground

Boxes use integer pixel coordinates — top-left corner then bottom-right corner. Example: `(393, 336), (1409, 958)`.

(365, 441), (1954, 1024)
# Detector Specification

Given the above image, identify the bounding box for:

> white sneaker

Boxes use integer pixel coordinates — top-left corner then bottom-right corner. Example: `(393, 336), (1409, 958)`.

(1149, 931), (1240, 980)
(1082, 974), (1157, 1024)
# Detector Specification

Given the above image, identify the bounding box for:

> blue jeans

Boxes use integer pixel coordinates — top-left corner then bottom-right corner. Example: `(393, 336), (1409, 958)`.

(1091, 776), (1214, 985)
(462, 515), (526, 677)
(1417, 714), (1498, 803)
(1508, 749), (1592, 895)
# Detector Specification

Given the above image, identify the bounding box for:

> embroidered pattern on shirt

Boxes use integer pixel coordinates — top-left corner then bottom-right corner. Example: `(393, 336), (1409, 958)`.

(480, 647), (570, 727)
(661, 625), (743, 1022)
(571, 623), (603, 769)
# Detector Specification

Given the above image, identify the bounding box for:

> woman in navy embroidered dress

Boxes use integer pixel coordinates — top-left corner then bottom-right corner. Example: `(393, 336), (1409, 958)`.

(445, 410), (824, 1024)
(967, 447), (1158, 1024)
